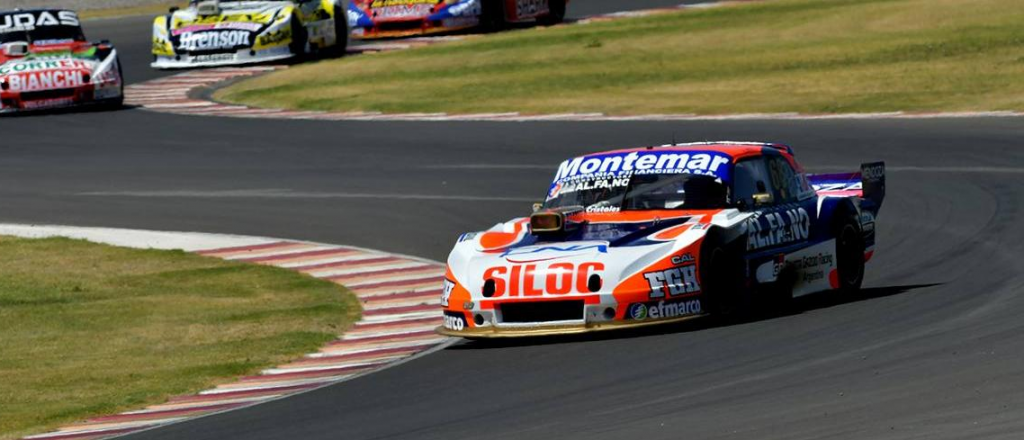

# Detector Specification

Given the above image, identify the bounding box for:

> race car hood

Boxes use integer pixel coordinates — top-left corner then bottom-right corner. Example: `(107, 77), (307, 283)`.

(447, 209), (740, 302)
(167, 1), (292, 42)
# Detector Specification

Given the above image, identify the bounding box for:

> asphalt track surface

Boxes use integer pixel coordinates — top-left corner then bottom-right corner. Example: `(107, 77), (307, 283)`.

(4, 2), (1024, 440)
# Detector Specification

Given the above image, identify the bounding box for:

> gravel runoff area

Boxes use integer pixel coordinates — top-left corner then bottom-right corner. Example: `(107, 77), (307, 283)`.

(0, 0), (175, 11)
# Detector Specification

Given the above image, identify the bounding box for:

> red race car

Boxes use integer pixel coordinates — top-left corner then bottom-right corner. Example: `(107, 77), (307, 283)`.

(347, 0), (568, 39)
(0, 9), (123, 114)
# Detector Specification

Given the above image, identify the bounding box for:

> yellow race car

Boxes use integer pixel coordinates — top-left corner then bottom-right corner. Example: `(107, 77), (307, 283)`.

(151, 0), (348, 69)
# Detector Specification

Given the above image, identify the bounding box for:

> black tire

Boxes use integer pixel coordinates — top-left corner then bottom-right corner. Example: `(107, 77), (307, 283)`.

(479, 0), (505, 33)
(834, 212), (865, 294)
(289, 14), (308, 57)
(332, 5), (349, 57)
(760, 264), (794, 314)
(539, 0), (566, 25)
(700, 233), (749, 319)
(107, 59), (125, 109)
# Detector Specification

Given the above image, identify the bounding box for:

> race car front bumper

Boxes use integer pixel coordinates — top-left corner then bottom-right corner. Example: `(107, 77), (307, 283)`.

(0, 83), (122, 114)
(151, 46), (293, 69)
(435, 312), (707, 339)
(351, 19), (479, 39)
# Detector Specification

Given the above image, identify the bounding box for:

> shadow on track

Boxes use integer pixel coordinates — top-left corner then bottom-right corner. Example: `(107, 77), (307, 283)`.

(450, 283), (941, 349)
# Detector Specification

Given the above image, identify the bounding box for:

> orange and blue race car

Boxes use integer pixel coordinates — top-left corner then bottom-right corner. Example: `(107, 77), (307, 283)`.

(0, 9), (123, 114)
(438, 141), (886, 338)
(347, 0), (567, 39)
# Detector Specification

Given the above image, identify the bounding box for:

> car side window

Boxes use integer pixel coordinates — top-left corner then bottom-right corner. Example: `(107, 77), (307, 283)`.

(732, 158), (773, 209)
(767, 156), (803, 204)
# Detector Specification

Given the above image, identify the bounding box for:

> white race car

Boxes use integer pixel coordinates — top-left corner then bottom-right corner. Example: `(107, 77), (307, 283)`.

(151, 0), (349, 69)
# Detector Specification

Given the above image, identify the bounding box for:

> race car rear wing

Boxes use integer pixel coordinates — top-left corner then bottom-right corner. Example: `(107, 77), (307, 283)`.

(807, 162), (886, 217)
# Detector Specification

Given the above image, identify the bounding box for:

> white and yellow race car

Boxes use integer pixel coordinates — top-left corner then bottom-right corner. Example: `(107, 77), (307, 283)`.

(151, 0), (348, 69)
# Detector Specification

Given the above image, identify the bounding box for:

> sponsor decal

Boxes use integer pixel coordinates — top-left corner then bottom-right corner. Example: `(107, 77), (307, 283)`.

(552, 177), (630, 198)
(862, 164), (885, 182)
(172, 22), (263, 36)
(482, 262), (603, 297)
(552, 151), (732, 184)
(643, 262), (701, 299)
(445, 1), (481, 17)
(0, 11), (79, 33)
(793, 251), (834, 284)
(441, 279), (455, 307)
(500, 243), (608, 263)
(585, 205), (620, 213)
(0, 59), (90, 76)
(179, 30), (251, 51)
(258, 28), (292, 46)
(370, 0), (435, 6)
(443, 311), (466, 331)
(22, 97), (74, 109)
(627, 298), (702, 321)
(375, 4), (433, 18)
(192, 53), (234, 63)
(670, 253), (694, 265)
(746, 207), (810, 251)
(3, 70), (85, 92)
(174, 14), (276, 28)
(515, 0), (549, 18)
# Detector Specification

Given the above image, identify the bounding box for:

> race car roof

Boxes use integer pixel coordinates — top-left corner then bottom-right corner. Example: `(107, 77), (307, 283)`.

(595, 141), (791, 159)
(549, 142), (793, 184)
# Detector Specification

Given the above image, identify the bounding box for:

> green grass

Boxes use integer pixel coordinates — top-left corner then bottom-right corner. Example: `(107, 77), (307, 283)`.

(217, 0), (1024, 115)
(0, 236), (359, 440)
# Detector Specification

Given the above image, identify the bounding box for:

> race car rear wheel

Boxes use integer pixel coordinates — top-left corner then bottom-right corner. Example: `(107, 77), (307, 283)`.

(701, 236), (748, 319)
(835, 215), (865, 294)
(540, 0), (567, 25)
(479, 0), (505, 32)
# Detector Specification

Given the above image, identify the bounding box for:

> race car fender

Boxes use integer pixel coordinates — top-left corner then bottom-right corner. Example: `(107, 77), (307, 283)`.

(253, 9), (295, 51)
(151, 16), (174, 56)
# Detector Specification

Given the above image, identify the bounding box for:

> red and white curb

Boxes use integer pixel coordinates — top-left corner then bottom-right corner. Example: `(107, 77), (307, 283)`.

(0, 224), (450, 440)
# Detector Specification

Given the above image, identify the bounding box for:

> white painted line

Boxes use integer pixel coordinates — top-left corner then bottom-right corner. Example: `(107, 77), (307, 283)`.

(345, 272), (445, 287)
(200, 376), (350, 394)
(308, 260), (431, 277)
(261, 358), (390, 375)
(23, 419), (189, 438)
(312, 339), (440, 357)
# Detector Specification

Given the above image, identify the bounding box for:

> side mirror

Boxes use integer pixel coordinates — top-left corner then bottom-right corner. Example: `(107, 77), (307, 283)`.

(532, 203), (543, 213)
(752, 192), (773, 206)
(169, 6), (179, 13)
(1, 42), (29, 57)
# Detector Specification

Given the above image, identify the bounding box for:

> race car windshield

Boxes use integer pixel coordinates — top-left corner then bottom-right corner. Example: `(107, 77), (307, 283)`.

(545, 173), (729, 212)
(0, 25), (84, 44)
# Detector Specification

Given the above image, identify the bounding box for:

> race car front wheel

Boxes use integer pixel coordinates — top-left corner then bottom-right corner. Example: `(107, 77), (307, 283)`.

(289, 14), (308, 57)
(701, 237), (748, 319)
(835, 216), (865, 294)
(332, 5), (349, 57)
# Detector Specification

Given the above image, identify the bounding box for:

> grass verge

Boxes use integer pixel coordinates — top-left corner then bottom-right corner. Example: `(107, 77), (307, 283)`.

(217, 0), (1024, 115)
(0, 236), (358, 440)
